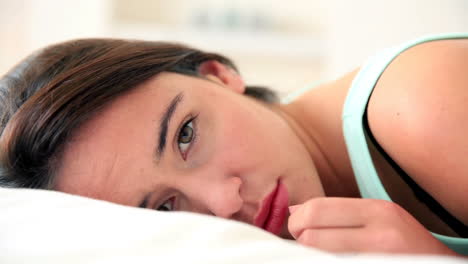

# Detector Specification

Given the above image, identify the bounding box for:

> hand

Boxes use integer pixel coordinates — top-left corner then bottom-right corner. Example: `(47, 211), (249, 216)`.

(288, 197), (459, 256)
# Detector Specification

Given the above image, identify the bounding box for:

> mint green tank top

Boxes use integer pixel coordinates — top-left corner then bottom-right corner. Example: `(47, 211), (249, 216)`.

(342, 32), (468, 255)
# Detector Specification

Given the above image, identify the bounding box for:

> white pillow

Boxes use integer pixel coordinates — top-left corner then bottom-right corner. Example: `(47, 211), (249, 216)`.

(0, 187), (464, 264)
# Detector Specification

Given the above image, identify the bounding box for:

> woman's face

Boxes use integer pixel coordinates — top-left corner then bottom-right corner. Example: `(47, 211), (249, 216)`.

(55, 64), (325, 238)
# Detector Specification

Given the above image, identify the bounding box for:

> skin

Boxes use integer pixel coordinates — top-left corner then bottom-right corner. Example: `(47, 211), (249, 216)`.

(286, 39), (468, 256)
(55, 61), (326, 239)
(55, 39), (468, 256)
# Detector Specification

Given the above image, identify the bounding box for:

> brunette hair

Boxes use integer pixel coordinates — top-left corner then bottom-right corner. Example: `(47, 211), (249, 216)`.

(0, 38), (278, 189)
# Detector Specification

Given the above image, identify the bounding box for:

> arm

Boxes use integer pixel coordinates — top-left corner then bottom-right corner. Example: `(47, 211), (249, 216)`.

(288, 38), (468, 256)
(367, 38), (468, 224)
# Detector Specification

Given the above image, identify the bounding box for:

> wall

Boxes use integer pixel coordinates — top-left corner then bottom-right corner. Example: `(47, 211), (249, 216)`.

(1, 0), (467, 94)
(320, 0), (468, 79)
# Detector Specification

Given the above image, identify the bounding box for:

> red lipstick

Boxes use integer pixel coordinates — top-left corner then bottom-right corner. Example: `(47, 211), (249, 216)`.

(254, 181), (289, 235)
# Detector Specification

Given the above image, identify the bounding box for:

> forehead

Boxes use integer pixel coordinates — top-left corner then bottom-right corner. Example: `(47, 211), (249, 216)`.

(53, 72), (199, 204)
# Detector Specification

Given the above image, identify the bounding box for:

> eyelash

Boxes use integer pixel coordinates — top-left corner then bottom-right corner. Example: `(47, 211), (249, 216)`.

(176, 114), (198, 160)
(156, 114), (198, 212)
(156, 196), (175, 212)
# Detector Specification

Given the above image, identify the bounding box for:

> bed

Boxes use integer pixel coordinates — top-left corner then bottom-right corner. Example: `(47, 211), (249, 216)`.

(0, 187), (465, 263)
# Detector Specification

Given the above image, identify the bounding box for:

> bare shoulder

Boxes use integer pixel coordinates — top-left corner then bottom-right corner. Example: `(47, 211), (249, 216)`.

(367, 38), (468, 224)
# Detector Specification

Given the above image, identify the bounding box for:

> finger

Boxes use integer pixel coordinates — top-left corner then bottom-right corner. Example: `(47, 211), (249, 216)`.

(297, 227), (370, 253)
(298, 222), (458, 255)
(288, 198), (377, 238)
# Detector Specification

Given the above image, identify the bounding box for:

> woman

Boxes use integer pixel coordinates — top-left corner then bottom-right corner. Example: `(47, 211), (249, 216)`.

(0, 33), (467, 256)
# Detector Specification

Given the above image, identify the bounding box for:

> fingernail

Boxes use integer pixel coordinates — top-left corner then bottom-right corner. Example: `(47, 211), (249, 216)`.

(289, 205), (300, 214)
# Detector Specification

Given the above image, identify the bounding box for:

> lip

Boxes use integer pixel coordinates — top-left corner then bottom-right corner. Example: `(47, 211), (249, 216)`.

(253, 180), (289, 235)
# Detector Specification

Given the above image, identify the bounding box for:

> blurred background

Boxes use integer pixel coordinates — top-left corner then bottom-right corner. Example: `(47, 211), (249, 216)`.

(1, 0), (467, 97)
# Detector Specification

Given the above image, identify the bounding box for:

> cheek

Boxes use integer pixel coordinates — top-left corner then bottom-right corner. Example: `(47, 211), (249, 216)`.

(211, 105), (277, 171)
(194, 107), (251, 171)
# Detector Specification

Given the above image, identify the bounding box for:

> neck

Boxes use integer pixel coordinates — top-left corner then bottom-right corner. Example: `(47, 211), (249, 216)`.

(277, 70), (361, 198)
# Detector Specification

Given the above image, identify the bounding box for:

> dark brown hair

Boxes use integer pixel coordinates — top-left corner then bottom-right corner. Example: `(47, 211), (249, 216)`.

(0, 38), (278, 189)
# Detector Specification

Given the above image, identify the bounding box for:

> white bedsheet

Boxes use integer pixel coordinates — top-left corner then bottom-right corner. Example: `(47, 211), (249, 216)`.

(0, 187), (465, 263)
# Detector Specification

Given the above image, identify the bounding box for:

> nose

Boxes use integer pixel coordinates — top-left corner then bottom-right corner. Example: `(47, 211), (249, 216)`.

(187, 176), (243, 219)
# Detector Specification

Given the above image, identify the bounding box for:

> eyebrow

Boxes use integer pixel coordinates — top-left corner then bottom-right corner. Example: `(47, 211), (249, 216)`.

(140, 93), (183, 209)
(155, 92), (184, 162)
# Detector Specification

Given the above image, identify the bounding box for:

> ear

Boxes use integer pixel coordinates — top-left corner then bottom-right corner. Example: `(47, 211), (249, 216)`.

(198, 60), (246, 94)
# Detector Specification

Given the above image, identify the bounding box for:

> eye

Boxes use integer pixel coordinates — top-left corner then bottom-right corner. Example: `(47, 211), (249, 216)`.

(156, 198), (174, 212)
(177, 117), (196, 159)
